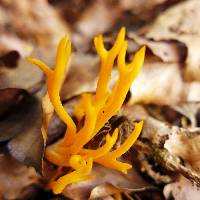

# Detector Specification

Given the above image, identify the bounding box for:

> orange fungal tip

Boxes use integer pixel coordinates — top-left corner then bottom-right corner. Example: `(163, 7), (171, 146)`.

(28, 28), (145, 194)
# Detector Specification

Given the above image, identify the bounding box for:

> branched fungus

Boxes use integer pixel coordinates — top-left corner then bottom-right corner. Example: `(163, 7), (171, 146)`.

(27, 27), (145, 194)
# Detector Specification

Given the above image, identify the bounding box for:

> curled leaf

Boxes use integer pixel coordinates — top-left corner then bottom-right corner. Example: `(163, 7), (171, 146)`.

(0, 88), (44, 173)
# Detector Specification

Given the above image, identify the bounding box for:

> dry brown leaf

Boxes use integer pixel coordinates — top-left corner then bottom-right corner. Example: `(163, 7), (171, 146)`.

(185, 82), (200, 102)
(0, 59), (43, 93)
(164, 129), (200, 173)
(0, 0), (68, 48)
(145, 0), (200, 81)
(75, 0), (121, 40)
(144, 103), (200, 127)
(89, 183), (121, 199)
(129, 58), (184, 105)
(171, 103), (200, 127)
(128, 32), (186, 62)
(164, 176), (200, 200)
(0, 34), (32, 59)
(118, 0), (181, 31)
(121, 104), (149, 122)
(141, 117), (172, 145)
(0, 154), (39, 200)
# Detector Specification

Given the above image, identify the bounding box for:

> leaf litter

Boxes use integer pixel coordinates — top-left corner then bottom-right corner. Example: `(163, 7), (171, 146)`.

(0, 0), (200, 200)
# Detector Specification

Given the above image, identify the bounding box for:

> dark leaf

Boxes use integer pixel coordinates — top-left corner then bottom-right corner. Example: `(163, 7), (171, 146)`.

(0, 50), (20, 68)
(0, 88), (44, 173)
(0, 88), (24, 117)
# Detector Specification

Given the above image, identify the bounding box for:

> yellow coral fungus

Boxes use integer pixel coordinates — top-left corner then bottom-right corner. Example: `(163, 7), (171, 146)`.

(50, 157), (94, 194)
(27, 27), (145, 194)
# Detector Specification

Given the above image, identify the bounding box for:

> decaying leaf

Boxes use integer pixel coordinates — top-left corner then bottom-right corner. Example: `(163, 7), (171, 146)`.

(137, 140), (200, 185)
(128, 32), (187, 63)
(145, 0), (200, 81)
(186, 82), (200, 102)
(121, 104), (149, 122)
(132, 115), (200, 187)
(76, 0), (121, 38)
(0, 154), (40, 200)
(164, 128), (200, 173)
(0, 59), (43, 93)
(89, 183), (121, 199)
(72, 0), (122, 51)
(0, 89), (41, 141)
(164, 176), (200, 200)
(119, 0), (179, 23)
(0, 88), (44, 173)
(0, 36), (31, 59)
(0, 88), (24, 117)
(142, 103), (200, 127)
(129, 58), (184, 105)
(0, 0), (68, 48)
(141, 117), (171, 145)
(171, 102), (200, 127)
